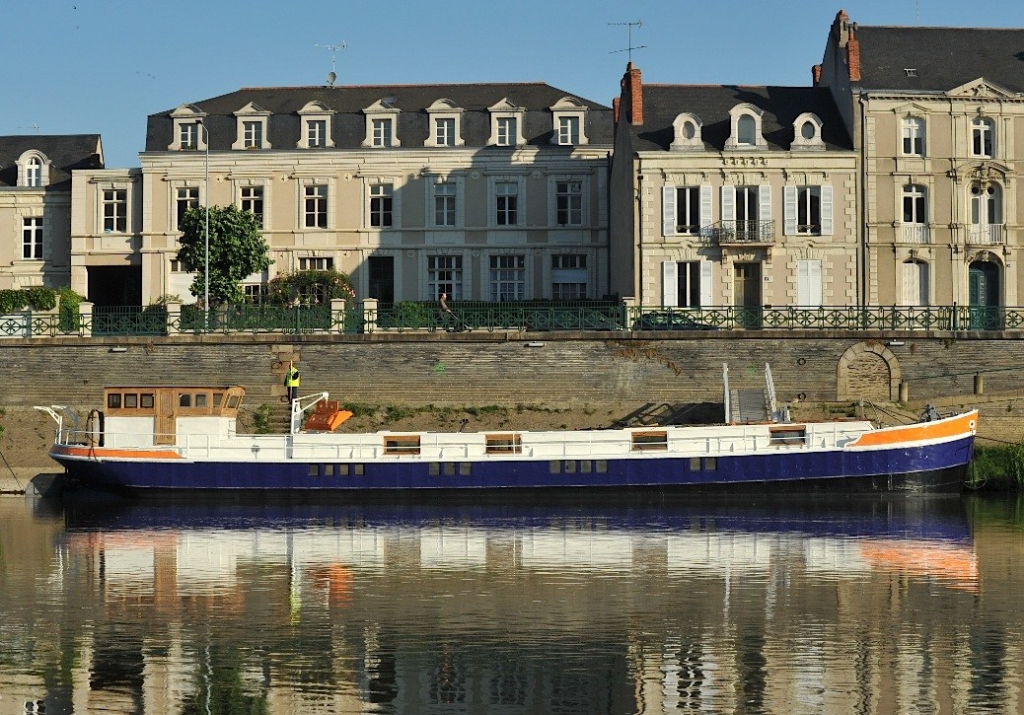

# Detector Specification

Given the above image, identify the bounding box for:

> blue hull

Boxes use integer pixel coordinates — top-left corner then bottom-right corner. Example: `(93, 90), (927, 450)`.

(54, 435), (974, 494)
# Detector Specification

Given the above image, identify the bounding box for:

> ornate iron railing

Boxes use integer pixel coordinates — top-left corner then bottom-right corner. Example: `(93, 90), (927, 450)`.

(707, 220), (776, 245)
(0, 302), (1017, 337)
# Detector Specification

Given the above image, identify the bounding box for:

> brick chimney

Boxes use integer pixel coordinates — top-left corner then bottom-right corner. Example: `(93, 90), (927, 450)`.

(612, 97), (621, 124)
(846, 24), (861, 82)
(620, 61), (643, 126)
(812, 64), (822, 86)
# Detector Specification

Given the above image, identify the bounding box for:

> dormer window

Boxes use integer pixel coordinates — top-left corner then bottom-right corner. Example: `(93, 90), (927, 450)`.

(297, 101), (335, 149)
(232, 103), (271, 150)
(550, 97), (589, 146)
(425, 99), (464, 148)
(791, 112), (825, 150)
(17, 152), (50, 187)
(363, 99), (402, 148)
(725, 104), (767, 150)
(168, 104), (208, 151)
(670, 113), (703, 151)
(488, 98), (526, 147)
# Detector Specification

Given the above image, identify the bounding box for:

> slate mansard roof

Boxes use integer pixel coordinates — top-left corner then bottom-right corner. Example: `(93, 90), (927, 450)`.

(853, 26), (1024, 93)
(0, 134), (103, 188)
(629, 85), (853, 153)
(145, 83), (614, 152)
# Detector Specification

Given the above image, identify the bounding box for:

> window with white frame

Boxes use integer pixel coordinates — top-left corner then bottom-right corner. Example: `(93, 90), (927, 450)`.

(435, 118), (456, 147)
(363, 101), (402, 148)
(796, 259), (823, 308)
(373, 118), (394, 147)
(490, 255), (525, 301)
(240, 186), (264, 226)
(22, 218), (43, 259)
(425, 99), (464, 148)
(722, 184), (771, 240)
(243, 120), (263, 149)
(25, 157), (42, 187)
(168, 104), (207, 151)
(176, 187), (199, 229)
(555, 180), (583, 226)
(661, 261), (712, 307)
(298, 101), (335, 149)
(299, 257), (333, 271)
(725, 104), (767, 150)
(244, 282), (269, 304)
(369, 183), (393, 228)
(428, 255), (463, 299)
(903, 184), (927, 224)
(901, 260), (929, 306)
(783, 185), (832, 236)
(497, 117), (518, 146)
(971, 117), (994, 158)
(103, 189), (127, 233)
(433, 180), (457, 227)
(232, 103), (271, 150)
(179, 122), (199, 150)
(902, 116), (925, 156)
(495, 181), (519, 226)
(488, 99), (526, 146)
(970, 183), (1002, 244)
(662, 184), (712, 236)
(304, 184), (328, 228)
(675, 187), (701, 234)
(550, 97), (588, 146)
(552, 254), (587, 299)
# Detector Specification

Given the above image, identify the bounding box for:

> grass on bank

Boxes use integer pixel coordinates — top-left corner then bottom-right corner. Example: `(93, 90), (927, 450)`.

(967, 442), (1024, 490)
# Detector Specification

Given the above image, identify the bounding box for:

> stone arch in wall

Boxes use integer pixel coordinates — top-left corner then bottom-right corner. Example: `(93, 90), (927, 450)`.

(836, 342), (902, 402)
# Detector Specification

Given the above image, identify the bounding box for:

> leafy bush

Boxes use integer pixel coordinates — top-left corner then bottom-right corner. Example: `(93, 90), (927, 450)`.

(267, 269), (355, 306)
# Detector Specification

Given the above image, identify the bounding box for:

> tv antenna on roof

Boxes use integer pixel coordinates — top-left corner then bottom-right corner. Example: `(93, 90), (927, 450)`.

(609, 20), (645, 63)
(315, 41), (347, 86)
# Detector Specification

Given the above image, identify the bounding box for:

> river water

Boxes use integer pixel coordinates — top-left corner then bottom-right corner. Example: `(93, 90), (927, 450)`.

(0, 492), (1021, 714)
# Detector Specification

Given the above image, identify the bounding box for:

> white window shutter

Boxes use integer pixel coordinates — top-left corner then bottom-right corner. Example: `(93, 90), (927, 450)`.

(721, 186), (735, 222)
(820, 184), (833, 235)
(700, 184), (713, 232)
(662, 186), (676, 236)
(784, 185), (798, 236)
(758, 184), (771, 224)
(797, 259), (823, 307)
(700, 260), (714, 306)
(662, 261), (678, 307)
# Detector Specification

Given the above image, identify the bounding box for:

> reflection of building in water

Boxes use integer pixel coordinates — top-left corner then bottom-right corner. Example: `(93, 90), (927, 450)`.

(7, 512), (1018, 714)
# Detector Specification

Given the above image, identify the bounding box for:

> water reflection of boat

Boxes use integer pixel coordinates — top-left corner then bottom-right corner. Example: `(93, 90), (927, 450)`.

(38, 365), (977, 494)
(60, 493), (977, 591)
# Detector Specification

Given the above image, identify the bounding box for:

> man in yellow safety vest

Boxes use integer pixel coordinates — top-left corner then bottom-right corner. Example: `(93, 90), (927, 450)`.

(285, 363), (300, 401)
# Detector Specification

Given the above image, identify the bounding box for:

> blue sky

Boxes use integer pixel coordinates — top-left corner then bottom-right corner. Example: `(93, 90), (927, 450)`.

(3, 0), (1023, 168)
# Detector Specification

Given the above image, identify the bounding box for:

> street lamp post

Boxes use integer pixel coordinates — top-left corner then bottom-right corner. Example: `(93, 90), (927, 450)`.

(198, 119), (210, 332)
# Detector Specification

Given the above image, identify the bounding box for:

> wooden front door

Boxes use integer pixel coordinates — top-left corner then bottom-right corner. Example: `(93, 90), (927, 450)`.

(734, 263), (762, 328)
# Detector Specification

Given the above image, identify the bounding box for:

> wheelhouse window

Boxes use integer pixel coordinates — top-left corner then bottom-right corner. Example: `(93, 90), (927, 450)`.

(632, 431), (668, 451)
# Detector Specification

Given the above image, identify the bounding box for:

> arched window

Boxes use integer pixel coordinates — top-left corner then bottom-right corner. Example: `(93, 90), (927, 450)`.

(970, 182), (1003, 244)
(737, 115), (757, 146)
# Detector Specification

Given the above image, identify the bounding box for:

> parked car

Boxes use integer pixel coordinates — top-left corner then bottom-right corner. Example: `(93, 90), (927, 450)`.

(632, 311), (718, 331)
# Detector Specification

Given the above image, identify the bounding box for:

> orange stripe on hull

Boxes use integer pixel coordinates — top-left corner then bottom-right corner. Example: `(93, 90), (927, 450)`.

(52, 445), (185, 460)
(848, 410), (978, 448)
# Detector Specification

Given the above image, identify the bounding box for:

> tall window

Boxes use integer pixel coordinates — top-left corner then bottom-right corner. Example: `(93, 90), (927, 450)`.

(25, 158), (42, 187)
(372, 118), (393, 148)
(22, 218), (43, 259)
(179, 122), (198, 149)
(737, 115), (757, 146)
(676, 262), (702, 307)
(489, 255), (525, 301)
(243, 120), (263, 149)
(103, 189), (127, 232)
(557, 116), (580, 145)
(304, 185), (328, 228)
(675, 187), (700, 234)
(434, 181), (456, 227)
(307, 119), (327, 148)
(797, 187), (821, 234)
(902, 117), (925, 156)
(434, 118), (456, 147)
(734, 185), (759, 240)
(555, 181), (583, 226)
(176, 187), (199, 229)
(971, 183), (1002, 226)
(429, 255), (463, 299)
(495, 181), (519, 226)
(972, 118), (994, 158)
(496, 117), (517, 146)
(552, 254), (587, 299)
(369, 184), (393, 227)
(903, 184), (927, 224)
(240, 186), (264, 226)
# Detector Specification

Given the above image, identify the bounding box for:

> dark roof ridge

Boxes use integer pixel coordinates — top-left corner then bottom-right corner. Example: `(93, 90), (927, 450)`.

(858, 24), (1024, 31)
(235, 81), (554, 92)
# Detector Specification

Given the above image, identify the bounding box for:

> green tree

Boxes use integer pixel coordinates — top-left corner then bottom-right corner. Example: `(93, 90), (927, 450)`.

(176, 205), (272, 306)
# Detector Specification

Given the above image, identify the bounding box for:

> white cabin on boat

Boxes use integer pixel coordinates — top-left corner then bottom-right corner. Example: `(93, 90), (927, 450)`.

(97, 385), (245, 448)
